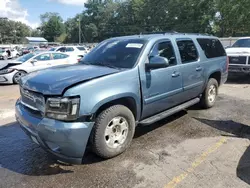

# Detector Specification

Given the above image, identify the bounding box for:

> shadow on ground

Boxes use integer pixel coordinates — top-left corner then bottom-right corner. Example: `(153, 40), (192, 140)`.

(0, 122), (73, 176)
(196, 118), (250, 186)
(0, 111), (187, 176)
(227, 75), (250, 84)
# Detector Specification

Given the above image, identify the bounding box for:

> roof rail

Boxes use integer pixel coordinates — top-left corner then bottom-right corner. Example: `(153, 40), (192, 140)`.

(139, 31), (179, 35)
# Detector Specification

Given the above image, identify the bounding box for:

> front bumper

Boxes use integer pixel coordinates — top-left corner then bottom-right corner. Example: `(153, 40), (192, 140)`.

(15, 99), (94, 164)
(228, 65), (250, 74)
(0, 70), (17, 84)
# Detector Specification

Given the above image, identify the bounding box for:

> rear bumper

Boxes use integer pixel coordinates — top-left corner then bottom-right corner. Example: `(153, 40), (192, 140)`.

(15, 99), (94, 164)
(221, 72), (228, 85)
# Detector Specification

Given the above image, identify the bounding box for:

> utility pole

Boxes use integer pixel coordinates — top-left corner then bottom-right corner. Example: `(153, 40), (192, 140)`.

(78, 16), (81, 44)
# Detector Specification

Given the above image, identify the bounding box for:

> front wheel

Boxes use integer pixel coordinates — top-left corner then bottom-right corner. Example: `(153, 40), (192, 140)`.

(91, 105), (135, 159)
(13, 71), (27, 84)
(200, 78), (218, 108)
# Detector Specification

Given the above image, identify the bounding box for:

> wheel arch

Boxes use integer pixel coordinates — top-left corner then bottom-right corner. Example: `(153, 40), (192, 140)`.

(93, 95), (140, 122)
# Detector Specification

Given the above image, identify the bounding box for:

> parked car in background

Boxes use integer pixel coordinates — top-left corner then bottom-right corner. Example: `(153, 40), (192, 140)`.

(226, 37), (250, 75)
(15, 33), (228, 164)
(49, 46), (89, 56)
(0, 48), (20, 60)
(0, 51), (76, 84)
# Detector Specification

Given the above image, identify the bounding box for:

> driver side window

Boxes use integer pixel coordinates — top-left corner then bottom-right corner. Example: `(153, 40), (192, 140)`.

(150, 41), (177, 66)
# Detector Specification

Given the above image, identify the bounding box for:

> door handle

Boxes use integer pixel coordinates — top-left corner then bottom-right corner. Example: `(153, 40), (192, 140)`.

(172, 71), (180, 77)
(196, 66), (202, 71)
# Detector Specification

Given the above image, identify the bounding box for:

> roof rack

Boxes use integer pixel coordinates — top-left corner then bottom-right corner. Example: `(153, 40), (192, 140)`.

(139, 31), (179, 35)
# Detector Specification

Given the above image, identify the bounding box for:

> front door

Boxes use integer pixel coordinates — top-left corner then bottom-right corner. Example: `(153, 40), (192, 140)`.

(140, 39), (183, 119)
(176, 39), (205, 100)
(31, 53), (52, 71)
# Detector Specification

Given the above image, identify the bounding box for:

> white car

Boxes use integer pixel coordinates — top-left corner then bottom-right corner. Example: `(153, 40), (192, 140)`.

(0, 51), (76, 84)
(0, 48), (20, 60)
(226, 37), (250, 74)
(49, 46), (89, 57)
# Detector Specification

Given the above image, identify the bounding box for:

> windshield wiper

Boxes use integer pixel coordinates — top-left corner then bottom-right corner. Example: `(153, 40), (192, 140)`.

(94, 62), (120, 69)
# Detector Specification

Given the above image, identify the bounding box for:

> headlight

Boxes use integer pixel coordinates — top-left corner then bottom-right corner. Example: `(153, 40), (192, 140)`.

(45, 96), (80, 121)
(0, 68), (14, 75)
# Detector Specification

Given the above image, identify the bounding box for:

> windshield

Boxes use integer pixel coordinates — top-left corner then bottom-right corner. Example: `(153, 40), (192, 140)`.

(79, 39), (146, 69)
(16, 53), (35, 62)
(77, 47), (86, 51)
(232, 39), (250, 48)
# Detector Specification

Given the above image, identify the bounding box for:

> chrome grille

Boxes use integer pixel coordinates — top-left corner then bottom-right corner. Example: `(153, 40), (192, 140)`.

(20, 87), (45, 113)
(228, 56), (247, 65)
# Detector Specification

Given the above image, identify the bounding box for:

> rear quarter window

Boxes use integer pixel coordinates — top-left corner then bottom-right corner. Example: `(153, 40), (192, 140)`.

(197, 38), (226, 58)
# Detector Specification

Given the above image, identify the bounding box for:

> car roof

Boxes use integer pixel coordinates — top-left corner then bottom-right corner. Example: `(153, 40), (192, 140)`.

(238, 37), (250, 40)
(110, 33), (218, 41)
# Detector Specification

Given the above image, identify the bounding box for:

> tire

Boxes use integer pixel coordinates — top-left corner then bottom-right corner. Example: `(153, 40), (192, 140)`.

(13, 71), (27, 84)
(200, 78), (219, 108)
(16, 54), (20, 58)
(3, 56), (7, 60)
(91, 105), (135, 159)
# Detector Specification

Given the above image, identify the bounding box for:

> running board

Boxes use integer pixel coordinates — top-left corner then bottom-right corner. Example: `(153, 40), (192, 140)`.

(139, 98), (200, 125)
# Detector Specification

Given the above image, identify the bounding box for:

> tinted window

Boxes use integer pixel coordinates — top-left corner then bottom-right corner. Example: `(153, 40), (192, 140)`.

(150, 41), (176, 66)
(66, 47), (74, 52)
(52, 53), (69, 60)
(77, 47), (86, 51)
(56, 47), (66, 52)
(35, 53), (51, 61)
(232, 39), (250, 48)
(197, 38), (226, 58)
(49, 48), (56, 51)
(80, 39), (146, 69)
(177, 40), (198, 63)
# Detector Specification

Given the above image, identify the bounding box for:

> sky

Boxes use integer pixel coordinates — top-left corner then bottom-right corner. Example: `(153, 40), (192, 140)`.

(0, 0), (87, 28)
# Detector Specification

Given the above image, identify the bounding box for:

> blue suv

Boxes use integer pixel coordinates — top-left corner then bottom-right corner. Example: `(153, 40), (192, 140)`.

(15, 33), (228, 164)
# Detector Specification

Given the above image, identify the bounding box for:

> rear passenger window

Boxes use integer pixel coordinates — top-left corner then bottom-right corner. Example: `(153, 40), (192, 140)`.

(150, 41), (177, 66)
(66, 47), (74, 52)
(197, 38), (226, 58)
(177, 40), (198, 63)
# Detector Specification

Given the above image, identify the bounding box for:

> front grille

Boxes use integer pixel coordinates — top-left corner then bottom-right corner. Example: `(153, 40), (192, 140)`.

(228, 56), (247, 65)
(20, 87), (45, 114)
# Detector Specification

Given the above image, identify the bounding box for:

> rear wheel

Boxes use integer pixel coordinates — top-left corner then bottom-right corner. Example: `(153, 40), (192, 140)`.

(91, 105), (135, 159)
(200, 78), (218, 108)
(13, 71), (27, 84)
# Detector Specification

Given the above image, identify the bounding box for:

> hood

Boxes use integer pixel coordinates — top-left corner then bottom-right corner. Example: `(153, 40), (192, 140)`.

(226, 47), (250, 55)
(20, 64), (120, 95)
(0, 60), (22, 70)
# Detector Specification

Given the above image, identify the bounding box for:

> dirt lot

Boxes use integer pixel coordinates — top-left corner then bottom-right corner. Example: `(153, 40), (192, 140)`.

(1, 77), (250, 188)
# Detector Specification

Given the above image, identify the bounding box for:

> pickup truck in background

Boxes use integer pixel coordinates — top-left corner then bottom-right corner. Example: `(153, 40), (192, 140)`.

(15, 33), (228, 164)
(226, 37), (250, 75)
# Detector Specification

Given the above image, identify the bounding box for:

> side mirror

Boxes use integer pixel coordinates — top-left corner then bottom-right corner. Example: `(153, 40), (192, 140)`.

(30, 59), (37, 64)
(146, 56), (169, 70)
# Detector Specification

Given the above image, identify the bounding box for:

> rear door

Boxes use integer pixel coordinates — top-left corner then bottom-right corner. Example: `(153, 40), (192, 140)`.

(177, 39), (206, 100)
(51, 53), (70, 66)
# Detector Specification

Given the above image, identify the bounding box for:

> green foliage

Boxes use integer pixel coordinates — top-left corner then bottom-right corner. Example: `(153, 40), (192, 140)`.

(1, 0), (250, 44)
(40, 12), (65, 42)
(0, 18), (31, 44)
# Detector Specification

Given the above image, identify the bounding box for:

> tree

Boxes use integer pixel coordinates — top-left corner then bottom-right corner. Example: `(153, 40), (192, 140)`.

(40, 12), (65, 42)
